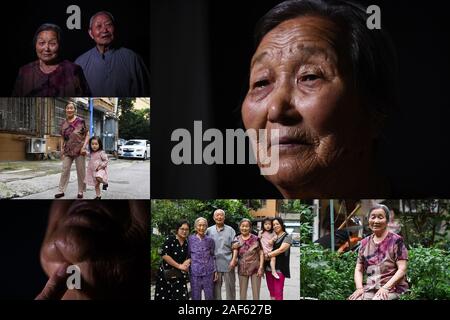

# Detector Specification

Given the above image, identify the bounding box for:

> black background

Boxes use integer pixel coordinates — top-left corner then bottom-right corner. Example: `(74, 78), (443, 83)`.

(151, 0), (450, 199)
(0, 0), (150, 95)
(0, 201), (49, 299)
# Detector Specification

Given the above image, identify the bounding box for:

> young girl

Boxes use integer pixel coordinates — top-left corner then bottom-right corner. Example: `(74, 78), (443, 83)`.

(85, 136), (108, 199)
(258, 217), (279, 279)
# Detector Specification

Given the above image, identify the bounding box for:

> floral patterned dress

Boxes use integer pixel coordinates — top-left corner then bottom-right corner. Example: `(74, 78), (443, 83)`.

(234, 234), (261, 276)
(357, 232), (409, 294)
(60, 116), (87, 158)
(85, 150), (109, 186)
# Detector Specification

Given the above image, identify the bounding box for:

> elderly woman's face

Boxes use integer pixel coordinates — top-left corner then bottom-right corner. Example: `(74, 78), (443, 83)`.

(40, 201), (147, 299)
(65, 104), (75, 118)
(195, 219), (207, 236)
(368, 208), (388, 233)
(35, 30), (59, 64)
(239, 221), (251, 235)
(242, 16), (373, 195)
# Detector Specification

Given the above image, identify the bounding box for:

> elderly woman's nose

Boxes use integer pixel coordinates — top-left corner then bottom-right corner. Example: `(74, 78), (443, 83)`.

(267, 85), (302, 124)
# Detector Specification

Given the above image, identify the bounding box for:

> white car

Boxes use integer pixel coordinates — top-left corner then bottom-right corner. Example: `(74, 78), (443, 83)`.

(118, 139), (150, 160)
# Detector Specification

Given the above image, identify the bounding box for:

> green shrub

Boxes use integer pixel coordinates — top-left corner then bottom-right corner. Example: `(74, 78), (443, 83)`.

(301, 243), (450, 300)
(151, 234), (164, 272)
(300, 243), (357, 300)
(401, 246), (450, 300)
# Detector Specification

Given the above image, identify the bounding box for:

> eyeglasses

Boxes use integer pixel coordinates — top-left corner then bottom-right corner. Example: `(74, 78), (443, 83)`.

(179, 228), (189, 231)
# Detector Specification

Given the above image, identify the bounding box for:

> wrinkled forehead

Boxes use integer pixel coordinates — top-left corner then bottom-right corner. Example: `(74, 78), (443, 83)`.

(196, 219), (207, 226)
(369, 208), (387, 217)
(214, 211), (225, 218)
(37, 30), (58, 40)
(92, 13), (114, 26)
(252, 15), (346, 69)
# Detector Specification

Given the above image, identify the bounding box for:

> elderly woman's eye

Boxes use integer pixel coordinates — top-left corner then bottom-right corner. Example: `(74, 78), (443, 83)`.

(300, 74), (320, 82)
(253, 79), (270, 89)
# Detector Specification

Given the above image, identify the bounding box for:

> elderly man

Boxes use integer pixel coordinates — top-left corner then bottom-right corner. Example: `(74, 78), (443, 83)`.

(75, 11), (150, 96)
(206, 209), (237, 300)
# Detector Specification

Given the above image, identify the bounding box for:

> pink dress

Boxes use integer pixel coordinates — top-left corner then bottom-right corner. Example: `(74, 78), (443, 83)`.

(259, 231), (276, 254)
(85, 150), (108, 186)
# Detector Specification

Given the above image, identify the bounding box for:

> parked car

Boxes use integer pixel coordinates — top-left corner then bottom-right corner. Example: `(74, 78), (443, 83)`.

(117, 138), (127, 148)
(118, 139), (150, 160)
(292, 234), (301, 247)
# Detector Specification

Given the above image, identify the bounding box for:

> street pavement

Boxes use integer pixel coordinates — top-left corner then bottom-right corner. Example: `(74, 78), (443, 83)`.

(0, 158), (150, 199)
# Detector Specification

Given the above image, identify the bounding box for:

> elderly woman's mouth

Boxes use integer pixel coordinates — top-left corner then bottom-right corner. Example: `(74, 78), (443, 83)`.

(269, 134), (314, 154)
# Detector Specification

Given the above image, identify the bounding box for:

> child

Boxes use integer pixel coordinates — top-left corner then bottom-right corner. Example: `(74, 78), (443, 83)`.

(258, 217), (279, 279)
(85, 136), (108, 199)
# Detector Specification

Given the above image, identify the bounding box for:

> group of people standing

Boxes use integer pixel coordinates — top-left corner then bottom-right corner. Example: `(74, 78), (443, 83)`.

(154, 209), (292, 300)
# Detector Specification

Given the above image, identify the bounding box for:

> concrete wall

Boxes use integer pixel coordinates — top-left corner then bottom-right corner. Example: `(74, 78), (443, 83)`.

(0, 133), (28, 161)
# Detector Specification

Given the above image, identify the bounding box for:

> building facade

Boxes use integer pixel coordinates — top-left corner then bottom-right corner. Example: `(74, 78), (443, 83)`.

(0, 98), (118, 161)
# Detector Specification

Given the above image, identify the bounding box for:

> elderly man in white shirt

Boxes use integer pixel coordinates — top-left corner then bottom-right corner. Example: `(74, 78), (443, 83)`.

(206, 209), (237, 300)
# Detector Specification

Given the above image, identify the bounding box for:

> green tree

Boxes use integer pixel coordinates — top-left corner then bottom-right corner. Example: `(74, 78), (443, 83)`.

(280, 200), (315, 244)
(399, 200), (450, 249)
(151, 199), (252, 236)
(118, 98), (150, 140)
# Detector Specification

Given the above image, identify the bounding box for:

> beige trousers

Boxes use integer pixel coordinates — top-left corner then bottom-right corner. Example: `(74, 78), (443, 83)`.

(58, 155), (86, 193)
(214, 271), (236, 300)
(239, 274), (261, 300)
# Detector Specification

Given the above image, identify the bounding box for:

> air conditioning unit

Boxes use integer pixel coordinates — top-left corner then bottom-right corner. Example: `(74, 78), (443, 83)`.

(27, 137), (46, 153)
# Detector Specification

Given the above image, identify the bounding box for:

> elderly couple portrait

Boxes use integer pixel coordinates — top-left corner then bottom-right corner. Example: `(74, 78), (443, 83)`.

(12, 10), (149, 97)
(153, 209), (294, 300)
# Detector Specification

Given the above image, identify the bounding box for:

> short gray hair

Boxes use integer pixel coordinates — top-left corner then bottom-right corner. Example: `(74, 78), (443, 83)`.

(33, 23), (61, 46)
(213, 209), (225, 218)
(368, 204), (390, 221)
(194, 217), (208, 228)
(89, 11), (115, 30)
(239, 218), (252, 227)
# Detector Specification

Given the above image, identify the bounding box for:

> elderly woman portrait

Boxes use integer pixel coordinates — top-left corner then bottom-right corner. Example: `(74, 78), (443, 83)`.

(348, 204), (408, 300)
(232, 218), (264, 300)
(264, 217), (292, 300)
(188, 217), (217, 300)
(241, 0), (397, 198)
(12, 23), (91, 97)
(36, 200), (148, 299)
(154, 220), (191, 300)
(54, 102), (89, 199)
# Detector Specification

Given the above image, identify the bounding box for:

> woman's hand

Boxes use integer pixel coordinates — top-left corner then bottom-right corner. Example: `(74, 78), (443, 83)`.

(374, 287), (389, 300)
(80, 146), (87, 156)
(264, 253), (271, 261)
(177, 263), (189, 272)
(348, 288), (364, 300)
(213, 272), (219, 282)
(257, 267), (264, 278)
(228, 259), (237, 271)
(35, 263), (70, 300)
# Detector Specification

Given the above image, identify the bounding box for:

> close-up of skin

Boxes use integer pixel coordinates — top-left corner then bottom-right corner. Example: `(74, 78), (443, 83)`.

(242, 15), (388, 198)
(38, 200), (148, 300)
